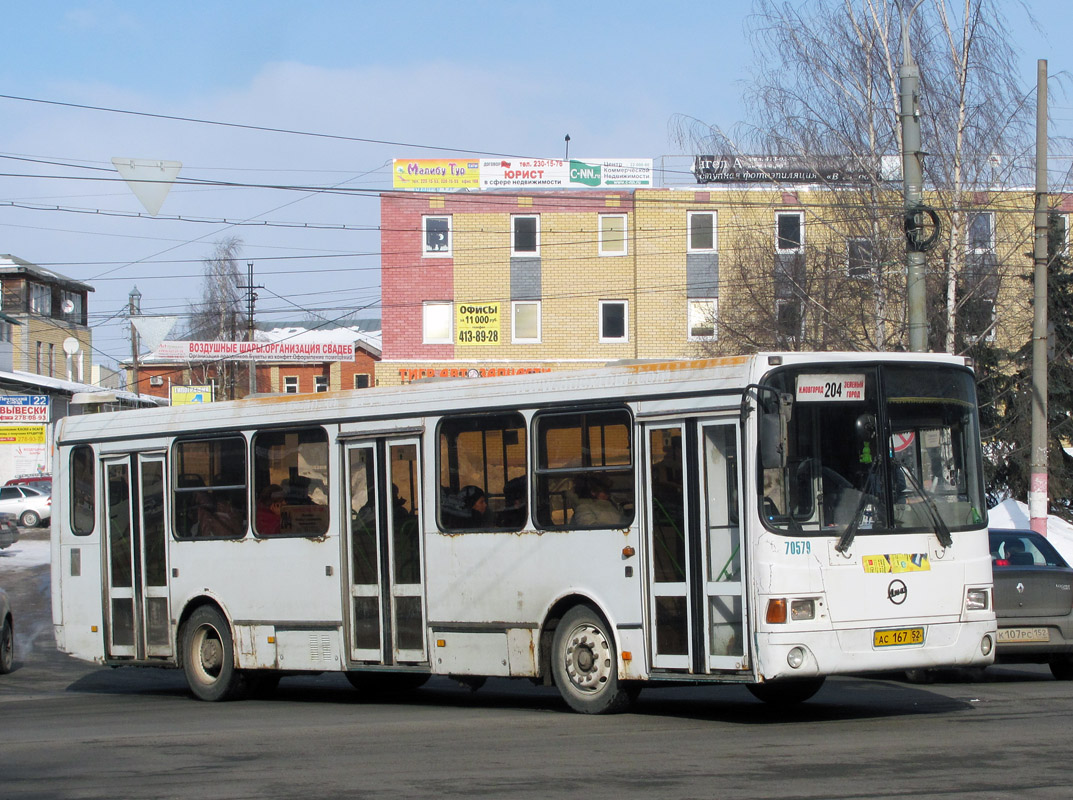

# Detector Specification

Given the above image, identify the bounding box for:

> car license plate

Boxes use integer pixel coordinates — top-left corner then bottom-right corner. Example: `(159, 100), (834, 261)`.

(996, 627), (1050, 643)
(873, 627), (925, 647)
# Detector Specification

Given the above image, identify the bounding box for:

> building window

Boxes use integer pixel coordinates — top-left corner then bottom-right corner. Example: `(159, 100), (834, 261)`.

(283, 376), (299, 394)
(512, 215), (539, 256)
(423, 216), (451, 256)
(1055, 213), (1069, 254)
(599, 300), (628, 343)
(314, 376), (328, 393)
(61, 290), (83, 322)
(599, 214), (627, 256)
(968, 211), (994, 253)
(688, 299), (718, 340)
(776, 299), (803, 343)
(423, 301), (453, 344)
(776, 212), (804, 253)
(48, 343), (55, 376)
(512, 301), (541, 343)
(847, 238), (875, 279)
(30, 283), (50, 315)
(688, 211), (717, 252)
(354, 374), (370, 389)
(35, 341), (42, 373)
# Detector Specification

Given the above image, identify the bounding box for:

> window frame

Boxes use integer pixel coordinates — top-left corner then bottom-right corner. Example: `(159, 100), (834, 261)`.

(422, 301), (454, 344)
(172, 435), (249, 540)
(775, 211), (805, 254)
(354, 373), (370, 389)
(776, 298), (804, 342)
(422, 215), (452, 257)
(598, 300), (629, 343)
(687, 298), (718, 341)
(251, 426), (329, 538)
(314, 375), (329, 393)
(29, 282), (50, 315)
(687, 211), (717, 253)
(598, 214), (628, 256)
(967, 211), (995, 254)
(511, 300), (542, 344)
(283, 376), (299, 394)
(70, 445), (95, 536)
(846, 237), (875, 279)
(511, 215), (540, 257)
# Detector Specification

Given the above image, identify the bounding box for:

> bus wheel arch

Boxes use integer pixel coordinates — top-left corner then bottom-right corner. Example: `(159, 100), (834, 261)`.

(543, 598), (634, 714)
(178, 600), (248, 702)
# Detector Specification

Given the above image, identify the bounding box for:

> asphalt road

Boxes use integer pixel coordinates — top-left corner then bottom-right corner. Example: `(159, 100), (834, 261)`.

(3, 529), (1072, 800)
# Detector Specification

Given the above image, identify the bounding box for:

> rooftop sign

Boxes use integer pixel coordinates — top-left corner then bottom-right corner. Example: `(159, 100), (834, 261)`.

(693, 155), (879, 185)
(392, 158), (653, 191)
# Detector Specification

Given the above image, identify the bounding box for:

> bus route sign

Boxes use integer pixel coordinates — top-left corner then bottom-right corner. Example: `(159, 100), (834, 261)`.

(795, 374), (865, 402)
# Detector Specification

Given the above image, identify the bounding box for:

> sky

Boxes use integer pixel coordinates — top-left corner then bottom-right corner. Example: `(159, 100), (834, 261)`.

(1, 1), (1070, 368)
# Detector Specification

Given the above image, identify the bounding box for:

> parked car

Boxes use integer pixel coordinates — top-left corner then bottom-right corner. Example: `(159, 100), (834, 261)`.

(0, 484), (51, 527)
(0, 587), (12, 674)
(990, 528), (1073, 680)
(0, 512), (18, 549)
(4, 475), (51, 494)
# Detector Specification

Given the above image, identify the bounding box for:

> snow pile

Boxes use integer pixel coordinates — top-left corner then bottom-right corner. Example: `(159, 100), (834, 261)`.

(0, 539), (50, 569)
(988, 498), (1073, 564)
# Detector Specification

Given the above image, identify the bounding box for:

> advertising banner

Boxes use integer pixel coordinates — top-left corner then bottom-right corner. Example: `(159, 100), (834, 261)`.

(479, 158), (652, 189)
(455, 303), (501, 346)
(693, 155), (880, 184)
(171, 385), (213, 405)
(0, 396), (49, 423)
(0, 425), (46, 444)
(155, 341), (355, 362)
(392, 159), (481, 190)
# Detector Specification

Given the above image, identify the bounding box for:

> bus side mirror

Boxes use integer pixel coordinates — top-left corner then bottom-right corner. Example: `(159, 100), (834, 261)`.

(761, 393), (793, 469)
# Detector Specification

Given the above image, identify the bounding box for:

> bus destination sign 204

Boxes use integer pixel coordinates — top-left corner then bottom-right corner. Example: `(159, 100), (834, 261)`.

(795, 374), (866, 402)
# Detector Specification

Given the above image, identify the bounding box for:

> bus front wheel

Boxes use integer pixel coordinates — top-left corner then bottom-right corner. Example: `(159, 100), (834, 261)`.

(181, 606), (247, 701)
(551, 606), (633, 714)
(747, 677), (825, 705)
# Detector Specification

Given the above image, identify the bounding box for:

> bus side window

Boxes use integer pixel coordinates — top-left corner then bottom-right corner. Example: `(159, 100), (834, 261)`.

(437, 413), (527, 532)
(173, 436), (248, 539)
(70, 445), (95, 536)
(533, 408), (634, 530)
(252, 427), (329, 537)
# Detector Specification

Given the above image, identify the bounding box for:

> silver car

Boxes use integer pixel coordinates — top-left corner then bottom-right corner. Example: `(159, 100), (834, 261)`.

(990, 529), (1073, 680)
(0, 588), (12, 674)
(0, 484), (51, 527)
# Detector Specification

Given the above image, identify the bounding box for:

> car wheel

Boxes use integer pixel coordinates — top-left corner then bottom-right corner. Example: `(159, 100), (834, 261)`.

(747, 677), (826, 705)
(181, 606), (247, 701)
(0, 616), (13, 674)
(551, 605), (633, 714)
(19, 510), (39, 528)
(1049, 657), (1073, 681)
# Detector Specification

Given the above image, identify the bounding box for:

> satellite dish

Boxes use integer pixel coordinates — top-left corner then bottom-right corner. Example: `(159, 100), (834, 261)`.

(63, 337), (80, 355)
(62, 298), (75, 314)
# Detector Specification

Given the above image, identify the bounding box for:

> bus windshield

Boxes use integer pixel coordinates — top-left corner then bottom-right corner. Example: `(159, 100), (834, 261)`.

(759, 364), (985, 538)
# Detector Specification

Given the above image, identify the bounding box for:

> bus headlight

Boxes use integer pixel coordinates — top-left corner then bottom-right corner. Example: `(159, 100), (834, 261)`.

(787, 647), (806, 669)
(966, 588), (989, 611)
(790, 599), (816, 621)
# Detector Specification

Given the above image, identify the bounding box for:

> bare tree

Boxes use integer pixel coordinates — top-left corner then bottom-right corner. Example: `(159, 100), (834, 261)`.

(672, 0), (1037, 354)
(185, 236), (246, 341)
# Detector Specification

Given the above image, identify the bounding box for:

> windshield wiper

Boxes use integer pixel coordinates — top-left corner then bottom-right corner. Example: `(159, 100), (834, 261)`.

(835, 460), (879, 555)
(896, 462), (954, 548)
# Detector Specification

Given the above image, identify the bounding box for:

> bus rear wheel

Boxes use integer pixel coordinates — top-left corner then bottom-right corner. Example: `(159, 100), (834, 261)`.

(747, 677), (825, 705)
(181, 606), (247, 701)
(551, 606), (632, 714)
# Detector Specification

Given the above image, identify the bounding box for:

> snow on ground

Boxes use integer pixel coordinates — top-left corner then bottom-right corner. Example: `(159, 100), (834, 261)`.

(988, 498), (1073, 564)
(0, 539), (50, 570)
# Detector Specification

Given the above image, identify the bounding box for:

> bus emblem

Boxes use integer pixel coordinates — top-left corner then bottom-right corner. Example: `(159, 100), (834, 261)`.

(887, 580), (907, 605)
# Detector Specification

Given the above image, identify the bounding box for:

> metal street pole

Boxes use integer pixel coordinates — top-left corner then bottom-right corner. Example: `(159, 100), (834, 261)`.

(129, 285), (141, 397)
(1030, 59), (1049, 536)
(900, 0), (928, 352)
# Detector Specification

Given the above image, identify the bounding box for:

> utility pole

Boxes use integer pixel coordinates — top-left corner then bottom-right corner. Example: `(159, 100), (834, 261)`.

(1030, 60), (1049, 536)
(900, 0), (928, 352)
(238, 261), (262, 397)
(129, 286), (142, 397)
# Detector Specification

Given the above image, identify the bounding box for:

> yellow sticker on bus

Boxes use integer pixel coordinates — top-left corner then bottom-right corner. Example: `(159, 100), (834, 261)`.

(862, 553), (931, 574)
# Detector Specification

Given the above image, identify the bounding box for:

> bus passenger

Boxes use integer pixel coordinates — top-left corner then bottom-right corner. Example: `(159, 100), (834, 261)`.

(571, 474), (625, 527)
(256, 484), (285, 535)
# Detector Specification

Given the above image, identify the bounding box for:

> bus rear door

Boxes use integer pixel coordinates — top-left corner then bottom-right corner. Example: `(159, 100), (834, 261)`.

(644, 419), (749, 674)
(343, 438), (427, 667)
(102, 453), (172, 661)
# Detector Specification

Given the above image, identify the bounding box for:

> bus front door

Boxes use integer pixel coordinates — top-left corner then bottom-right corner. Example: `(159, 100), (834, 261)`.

(102, 454), (172, 661)
(344, 439), (427, 667)
(644, 420), (748, 674)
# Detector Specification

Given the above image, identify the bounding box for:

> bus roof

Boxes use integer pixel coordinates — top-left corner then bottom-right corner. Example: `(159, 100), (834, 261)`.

(55, 351), (970, 446)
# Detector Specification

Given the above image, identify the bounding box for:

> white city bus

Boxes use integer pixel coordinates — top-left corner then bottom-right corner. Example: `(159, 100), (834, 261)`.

(51, 352), (996, 712)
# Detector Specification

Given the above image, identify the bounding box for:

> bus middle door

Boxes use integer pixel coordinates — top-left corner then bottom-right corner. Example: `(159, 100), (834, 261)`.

(644, 419), (749, 675)
(102, 453), (172, 662)
(343, 438), (427, 667)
